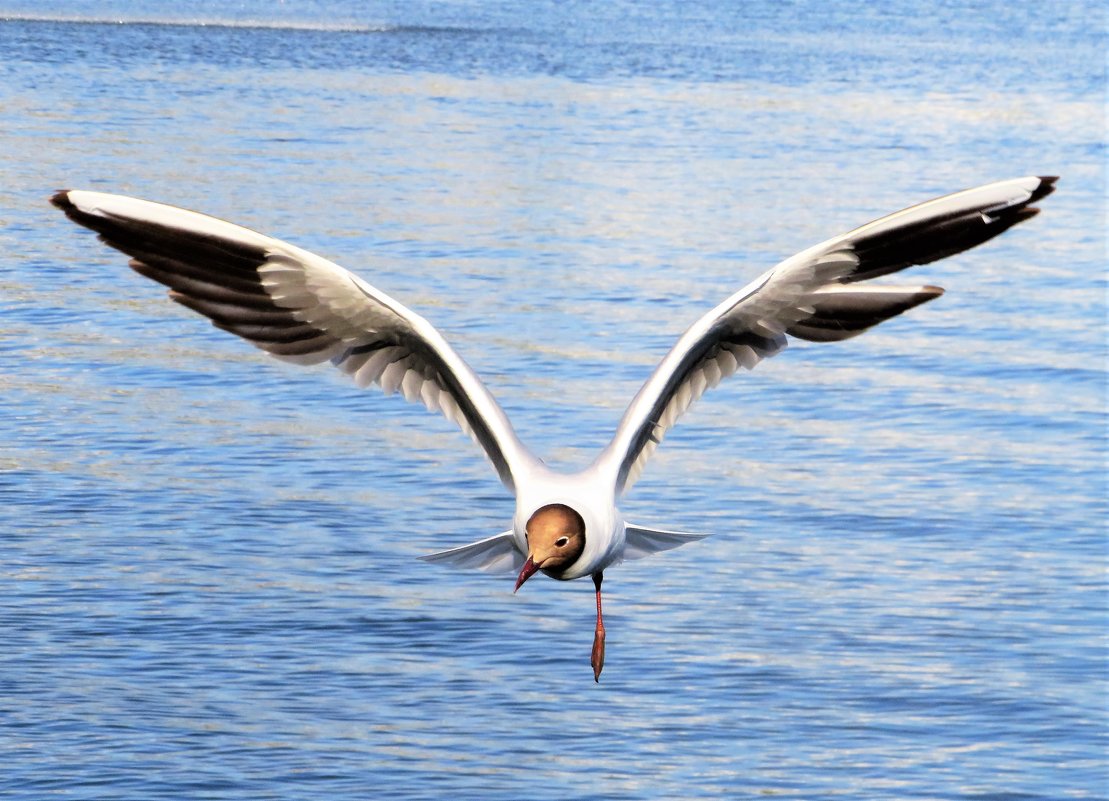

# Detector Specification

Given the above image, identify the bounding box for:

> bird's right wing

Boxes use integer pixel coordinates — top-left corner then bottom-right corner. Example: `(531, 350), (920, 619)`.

(595, 176), (1057, 496)
(52, 190), (540, 493)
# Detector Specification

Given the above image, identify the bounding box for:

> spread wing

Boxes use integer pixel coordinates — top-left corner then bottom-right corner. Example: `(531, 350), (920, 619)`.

(51, 189), (540, 492)
(595, 175), (1057, 495)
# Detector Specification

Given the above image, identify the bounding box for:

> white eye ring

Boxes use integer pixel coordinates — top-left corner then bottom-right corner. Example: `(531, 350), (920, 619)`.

(555, 536), (569, 547)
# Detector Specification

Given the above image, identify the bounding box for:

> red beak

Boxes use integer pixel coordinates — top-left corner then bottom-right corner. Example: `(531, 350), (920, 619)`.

(514, 556), (539, 593)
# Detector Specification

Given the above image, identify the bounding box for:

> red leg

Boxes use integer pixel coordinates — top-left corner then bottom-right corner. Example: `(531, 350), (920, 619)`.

(591, 571), (606, 682)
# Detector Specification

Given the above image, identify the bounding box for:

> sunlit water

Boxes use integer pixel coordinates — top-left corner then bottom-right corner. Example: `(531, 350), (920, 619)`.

(0, 2), (1105, 799)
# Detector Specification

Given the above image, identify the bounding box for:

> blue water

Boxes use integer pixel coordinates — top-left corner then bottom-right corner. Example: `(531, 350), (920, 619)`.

(1, 2), (1105, 799)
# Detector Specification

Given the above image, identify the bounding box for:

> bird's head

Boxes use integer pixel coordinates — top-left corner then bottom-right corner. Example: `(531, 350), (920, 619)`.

(514, 503), (586, 592)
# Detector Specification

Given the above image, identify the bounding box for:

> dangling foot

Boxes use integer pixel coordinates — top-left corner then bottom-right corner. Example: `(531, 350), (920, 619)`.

(591, 571), (606, 682)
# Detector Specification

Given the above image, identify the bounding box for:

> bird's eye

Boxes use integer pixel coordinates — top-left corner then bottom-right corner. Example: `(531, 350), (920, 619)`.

(555, 536), (569, 547)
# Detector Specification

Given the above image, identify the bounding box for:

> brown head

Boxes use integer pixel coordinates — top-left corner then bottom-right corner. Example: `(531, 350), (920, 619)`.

(514, 503), (586, 592)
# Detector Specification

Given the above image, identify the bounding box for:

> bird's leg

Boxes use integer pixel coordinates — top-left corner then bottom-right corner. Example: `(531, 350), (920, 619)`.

(591, 571), (606, 682)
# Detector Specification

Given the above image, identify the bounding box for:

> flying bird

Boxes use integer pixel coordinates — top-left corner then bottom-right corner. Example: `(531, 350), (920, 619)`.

(51, 175), (1056, 681)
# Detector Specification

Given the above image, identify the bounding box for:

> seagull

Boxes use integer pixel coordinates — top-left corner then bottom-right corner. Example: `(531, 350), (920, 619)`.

(51, 175), (1056, 681)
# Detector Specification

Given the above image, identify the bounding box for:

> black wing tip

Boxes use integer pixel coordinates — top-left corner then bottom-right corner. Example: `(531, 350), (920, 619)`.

(51, 189), (98, 229)
(895, 284), (945, 315)
(50, 189), (75, 211)
(1030, 176), (1059, 204)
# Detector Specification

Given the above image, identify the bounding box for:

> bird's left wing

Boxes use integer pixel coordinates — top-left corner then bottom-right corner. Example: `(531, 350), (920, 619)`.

(594, 175), (1057, 496)
(52, 190), (539, 492)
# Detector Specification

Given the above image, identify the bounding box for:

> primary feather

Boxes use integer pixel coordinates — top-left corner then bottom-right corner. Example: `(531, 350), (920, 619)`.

(50, 189), (538, 492)
(594, 175), (1056, 494)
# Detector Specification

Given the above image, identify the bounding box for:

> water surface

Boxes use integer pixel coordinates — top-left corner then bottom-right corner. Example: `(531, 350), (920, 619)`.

(1, 2), (1105, 799)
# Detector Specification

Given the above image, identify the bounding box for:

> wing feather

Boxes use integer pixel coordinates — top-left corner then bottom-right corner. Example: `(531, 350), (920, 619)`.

(52, 190), (538, 491)
(596, 176), (1057, 494)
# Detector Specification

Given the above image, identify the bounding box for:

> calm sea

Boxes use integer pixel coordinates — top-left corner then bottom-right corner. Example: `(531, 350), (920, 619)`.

(0, 2), (1105, 799)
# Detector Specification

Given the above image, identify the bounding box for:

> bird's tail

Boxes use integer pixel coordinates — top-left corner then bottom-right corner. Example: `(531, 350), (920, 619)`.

(623, 524), (708, 561)
(418, 530), (523, 573)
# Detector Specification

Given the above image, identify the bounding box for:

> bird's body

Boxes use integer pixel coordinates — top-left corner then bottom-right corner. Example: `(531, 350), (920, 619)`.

(52, 175), (1056, 680)
(512, 467), (623, 581)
